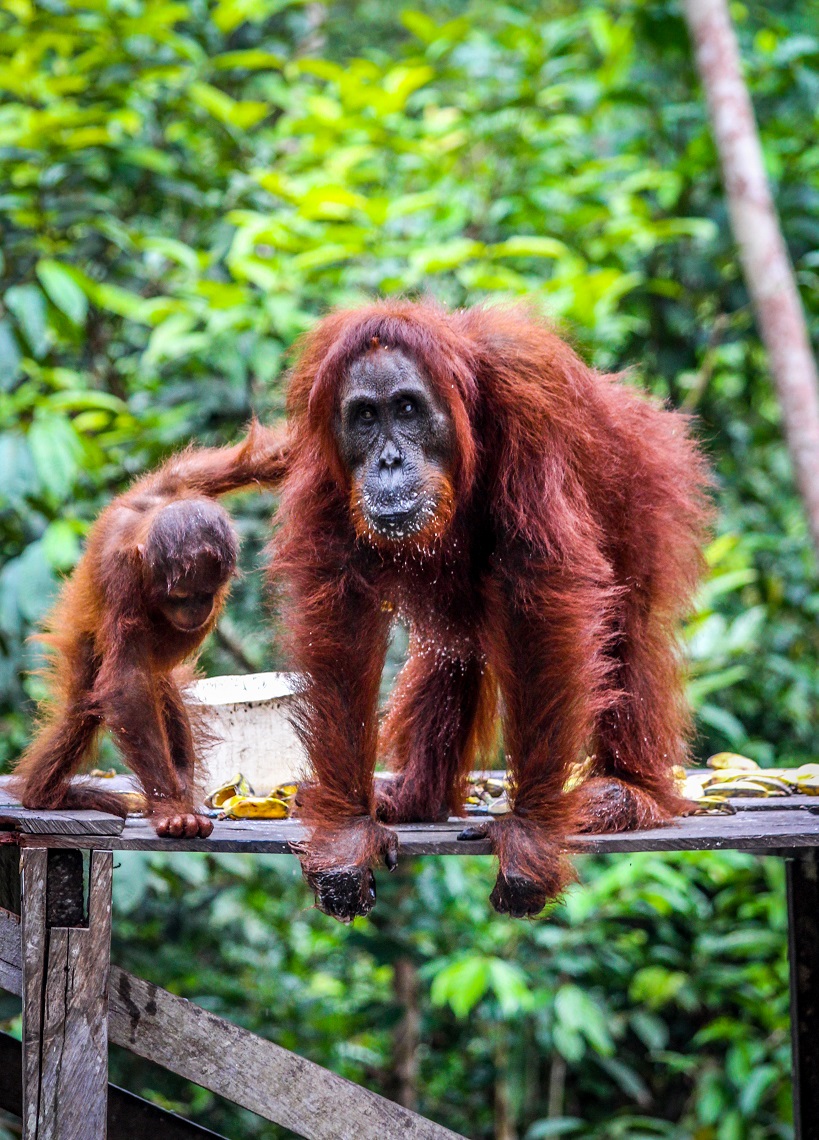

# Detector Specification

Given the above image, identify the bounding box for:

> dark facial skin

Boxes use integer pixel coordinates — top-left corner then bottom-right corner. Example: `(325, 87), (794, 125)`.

(155, 556), (226, 632)
(337, 348), (454, 539)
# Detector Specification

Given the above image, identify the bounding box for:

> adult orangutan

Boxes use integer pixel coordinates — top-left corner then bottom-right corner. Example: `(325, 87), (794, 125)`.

(272, 300), (711, 921)
(12, 422), (288, 838)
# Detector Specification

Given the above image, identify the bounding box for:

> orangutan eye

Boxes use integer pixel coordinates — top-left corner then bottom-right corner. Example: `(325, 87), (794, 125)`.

(396, 398), (416, 418)
(357, 405), (377, 424)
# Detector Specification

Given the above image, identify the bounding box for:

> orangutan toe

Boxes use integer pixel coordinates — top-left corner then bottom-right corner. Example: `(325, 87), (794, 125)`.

(154, 812), (213, 839)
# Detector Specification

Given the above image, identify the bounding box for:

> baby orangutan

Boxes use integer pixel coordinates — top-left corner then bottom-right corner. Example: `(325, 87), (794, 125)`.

(12, 423), (288, 837)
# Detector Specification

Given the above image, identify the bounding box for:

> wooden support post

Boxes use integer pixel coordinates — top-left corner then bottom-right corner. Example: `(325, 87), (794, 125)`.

(21, 847), (113, 1140)
(787, 850), (819, 1140)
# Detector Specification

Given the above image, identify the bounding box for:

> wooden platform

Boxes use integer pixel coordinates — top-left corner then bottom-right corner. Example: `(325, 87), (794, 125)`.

(2, 775), (819, 853)
(2, 779), (819, 1140)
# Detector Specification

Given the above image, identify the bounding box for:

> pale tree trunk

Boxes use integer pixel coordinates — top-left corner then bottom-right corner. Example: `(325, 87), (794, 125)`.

(682, 0), (819, 560)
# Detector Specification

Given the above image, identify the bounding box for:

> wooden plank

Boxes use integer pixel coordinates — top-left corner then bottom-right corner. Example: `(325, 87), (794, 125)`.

(22, 849), (113, 1139)
(11, 806), (819, 855)
(787, 851), (819, 1140)
(0, 1029), (228, 1139)
(0, 847), (21, 913)
(0, 804), (124, 836)
(0, 907), (21, 994)
(21, 848), (47, 1140)
(46, 850), (84, 927)
(108, 968), (464, 1140)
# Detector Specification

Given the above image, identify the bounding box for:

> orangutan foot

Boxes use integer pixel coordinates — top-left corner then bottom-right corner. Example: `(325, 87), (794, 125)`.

(307, 867), (376, 923)
(154, 811), (213, 839)
(489, 872), (549, 918)
(575, 777), (677, 834)
(484, 814), (575, 918)
(296, 817), (398, 921)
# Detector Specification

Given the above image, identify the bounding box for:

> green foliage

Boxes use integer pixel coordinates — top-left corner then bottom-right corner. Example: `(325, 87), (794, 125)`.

(1, 0), (817, 1135)
(108, 850), (791, 1138)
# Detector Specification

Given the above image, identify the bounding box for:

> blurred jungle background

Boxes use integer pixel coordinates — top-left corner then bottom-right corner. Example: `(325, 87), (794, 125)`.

(1, 0), (818, 1135)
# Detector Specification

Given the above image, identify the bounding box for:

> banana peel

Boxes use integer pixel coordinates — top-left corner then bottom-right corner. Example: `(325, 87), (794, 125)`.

(706, 752), (759, 772)
(206, 773), (252, 809)
(221, 794), (290, 820)
(685, 761), (819, 804)
(205, 775), (300, 819)
(202, 759), (819, 824)
(118, 791), (148, 814)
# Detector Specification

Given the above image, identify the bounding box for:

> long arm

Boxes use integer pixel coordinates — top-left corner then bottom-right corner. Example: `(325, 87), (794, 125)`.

(482, 556), (619, 915)
(91, 647), (211, 837)
(281, 555), (396, 919)
(153, 419), (290, 499)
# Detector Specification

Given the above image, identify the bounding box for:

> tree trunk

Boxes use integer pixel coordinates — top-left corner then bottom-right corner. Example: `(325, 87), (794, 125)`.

(392, 957), (420, 1112)
(493, 1028), (519, 1140)
(682, 0), (819, 560)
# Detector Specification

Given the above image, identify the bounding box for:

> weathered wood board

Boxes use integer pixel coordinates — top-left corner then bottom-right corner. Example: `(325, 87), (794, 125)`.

(4, 805), (818, 855)
(21, 849), (113, 1140)
(0, 1029), (229, 1139)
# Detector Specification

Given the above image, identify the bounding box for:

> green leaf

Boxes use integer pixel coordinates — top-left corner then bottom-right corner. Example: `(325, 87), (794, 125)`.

(0, 319), (22, 389)
(213, 49), (283, 70)
(14, 540), (57, 623)
(486, 958), (533, 1017)
(491, 236), (569, 260)
(5, 285), (49, 358)
(430, 956), (491, 1018)
(36, 260), (88, 326)
(27, 415), (83, 501)
(42, 519), (82, 571)
(526, 1120), (584, 1139)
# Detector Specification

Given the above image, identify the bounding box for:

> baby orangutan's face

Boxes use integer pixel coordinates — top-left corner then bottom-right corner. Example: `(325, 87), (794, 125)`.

(156, 557), (226, 633)
(159, 586), (217, 632)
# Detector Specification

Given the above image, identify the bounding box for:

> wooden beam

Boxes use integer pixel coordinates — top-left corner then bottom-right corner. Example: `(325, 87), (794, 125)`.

(22, 848), (113, 1139)
(0, 1030), (228, 1140)
(787, 851), (819, 1140)
(8, 805), (819, 856)
(0, 803), (124, 837)
(107, 968), (464, 1140)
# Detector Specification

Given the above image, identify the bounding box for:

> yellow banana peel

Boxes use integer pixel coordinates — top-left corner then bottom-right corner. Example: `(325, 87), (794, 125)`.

(220, 794), (290, 820)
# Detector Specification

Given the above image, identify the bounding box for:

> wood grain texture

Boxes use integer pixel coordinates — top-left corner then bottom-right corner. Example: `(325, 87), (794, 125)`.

(0, 907), (21, 996)
(2, 775), (819, 851)
(21, 850), (113, 1140)
(9, 806), (819, 856)
(0, 1029), (228, 1139)
(0, 804), (124, 836)
(0, 908), (463, 1139)
(108, 968), (464, 1140)
(21, 848), (47, 1140)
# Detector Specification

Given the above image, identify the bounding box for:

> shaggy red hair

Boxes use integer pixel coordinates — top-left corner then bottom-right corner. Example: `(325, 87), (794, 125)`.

(272, 300), (711, 908)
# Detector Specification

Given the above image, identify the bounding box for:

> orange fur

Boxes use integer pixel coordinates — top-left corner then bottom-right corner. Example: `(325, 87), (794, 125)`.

(12, 423), (290, 834)
(270, 299), (712, 907)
